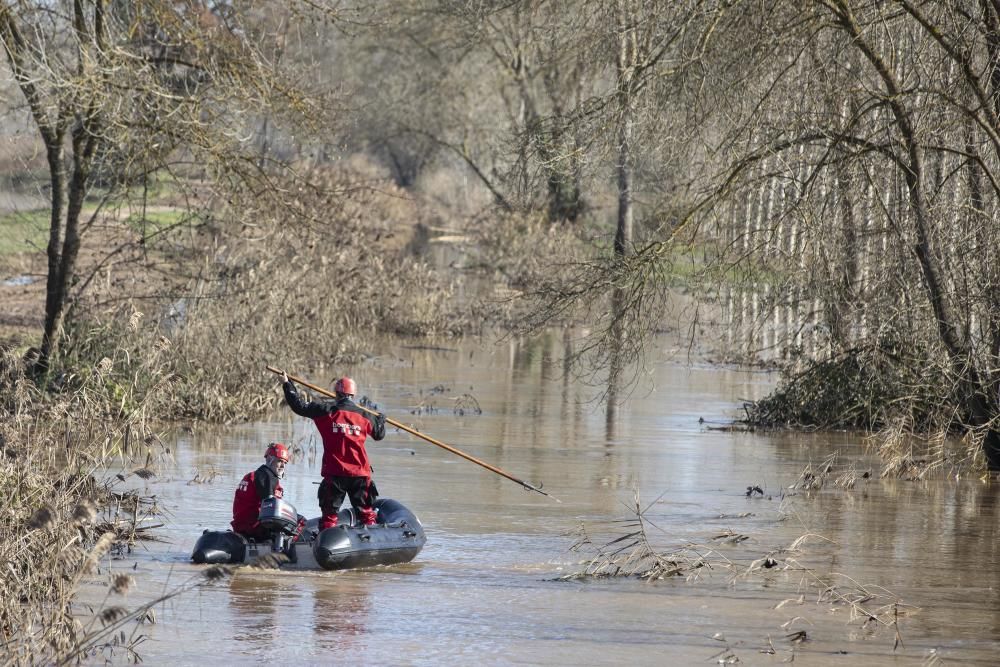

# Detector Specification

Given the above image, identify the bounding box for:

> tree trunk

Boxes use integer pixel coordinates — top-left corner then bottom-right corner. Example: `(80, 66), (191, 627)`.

(615, 107), (634, 257)
(39, 139), (67, 370)
(39, 113), (94, 371)
(613, 1), (636, 257)
(831, 0), (1000, 467)
(832, 158), (858, 347)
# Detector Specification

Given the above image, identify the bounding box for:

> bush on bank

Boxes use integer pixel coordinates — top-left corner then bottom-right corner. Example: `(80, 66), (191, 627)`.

(743, 339), (949, 431)
(0, 346), (169, 663)
(744, 337), (987, 472)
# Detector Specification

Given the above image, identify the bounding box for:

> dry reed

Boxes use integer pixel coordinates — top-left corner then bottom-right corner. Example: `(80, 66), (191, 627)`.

(563, 478), (915, 661)
(0, 345), (198, 665)
(560, 491), (737, 582)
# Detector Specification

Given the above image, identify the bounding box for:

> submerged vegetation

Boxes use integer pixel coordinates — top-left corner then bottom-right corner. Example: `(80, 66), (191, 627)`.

(564, 479), (913, 662)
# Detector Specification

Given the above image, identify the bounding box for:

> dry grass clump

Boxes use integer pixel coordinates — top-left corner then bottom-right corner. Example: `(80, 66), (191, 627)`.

(560, 493), (737, 582)
(563, 519), (735, 582)
(786, 434), (976, 488)
(787, 453), (840, 491)
(0, 346), (191, 665)
(867, 423), (982, 480)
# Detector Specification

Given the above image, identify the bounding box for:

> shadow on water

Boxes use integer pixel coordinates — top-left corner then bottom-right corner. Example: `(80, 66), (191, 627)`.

(311, 580), (372, 649)
(225, 571), (376, 653)
(228, 574), (282, 646)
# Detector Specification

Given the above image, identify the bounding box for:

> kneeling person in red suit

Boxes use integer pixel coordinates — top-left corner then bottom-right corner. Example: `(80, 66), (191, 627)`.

(232, 442), (294, 540)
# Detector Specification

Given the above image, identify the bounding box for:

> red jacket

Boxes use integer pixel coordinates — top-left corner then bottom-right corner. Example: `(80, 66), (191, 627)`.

(231, 465), (283, 534)
(283, 383), (386, 478)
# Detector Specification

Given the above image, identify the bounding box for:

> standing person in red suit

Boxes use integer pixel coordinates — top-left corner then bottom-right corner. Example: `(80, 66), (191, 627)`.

(282, 372), (386, 530)
(231, 442), (291, 540)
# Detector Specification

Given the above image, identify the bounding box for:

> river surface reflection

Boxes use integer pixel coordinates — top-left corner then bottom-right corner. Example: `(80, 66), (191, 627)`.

(92, 334), (1000, 665)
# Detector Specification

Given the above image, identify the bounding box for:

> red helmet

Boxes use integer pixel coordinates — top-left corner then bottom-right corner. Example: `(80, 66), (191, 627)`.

(265, 442), (289, 462)
(334, 377), (357, 396)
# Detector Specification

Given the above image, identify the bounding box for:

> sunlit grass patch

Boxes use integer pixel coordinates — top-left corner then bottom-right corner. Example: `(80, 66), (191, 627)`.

(121, 207), (199, 237)
(0, 201), (197, 257)
(0, 208), (49, 255)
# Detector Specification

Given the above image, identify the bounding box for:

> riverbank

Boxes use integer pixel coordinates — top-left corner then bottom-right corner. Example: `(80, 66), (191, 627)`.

(0, 346), (170, 662)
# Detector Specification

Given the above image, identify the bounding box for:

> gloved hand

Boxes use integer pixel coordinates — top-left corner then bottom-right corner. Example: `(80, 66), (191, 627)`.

(293, 514), (306, 541)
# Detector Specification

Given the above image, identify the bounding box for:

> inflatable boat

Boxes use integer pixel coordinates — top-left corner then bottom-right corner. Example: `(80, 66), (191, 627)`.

(191, 497), (425, 571)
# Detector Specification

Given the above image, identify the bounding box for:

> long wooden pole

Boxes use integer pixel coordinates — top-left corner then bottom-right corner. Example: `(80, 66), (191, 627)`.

(266, 366), (559, 502)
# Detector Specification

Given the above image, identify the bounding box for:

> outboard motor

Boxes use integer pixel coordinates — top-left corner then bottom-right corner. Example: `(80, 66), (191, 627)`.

(258, 496), (300, 557)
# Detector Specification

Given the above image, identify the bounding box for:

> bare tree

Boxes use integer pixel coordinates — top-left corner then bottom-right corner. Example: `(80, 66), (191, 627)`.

(530, 0), (1000, 467)
(366, 0), (599, 219)
(0, 0), (332, 370)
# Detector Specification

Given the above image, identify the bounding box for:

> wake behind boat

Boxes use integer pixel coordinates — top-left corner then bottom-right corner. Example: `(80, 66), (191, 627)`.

(192, 497), (426, 571)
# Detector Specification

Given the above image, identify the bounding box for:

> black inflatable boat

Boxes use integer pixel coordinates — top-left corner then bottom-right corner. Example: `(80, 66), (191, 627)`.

(191, 497), (425, 571)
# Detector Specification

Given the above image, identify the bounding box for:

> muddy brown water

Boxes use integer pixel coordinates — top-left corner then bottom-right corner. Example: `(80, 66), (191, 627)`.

(81, 335), (1000, 665)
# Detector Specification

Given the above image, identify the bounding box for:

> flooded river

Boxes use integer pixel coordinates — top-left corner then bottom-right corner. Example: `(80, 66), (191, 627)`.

(85, 334), (1000, 665)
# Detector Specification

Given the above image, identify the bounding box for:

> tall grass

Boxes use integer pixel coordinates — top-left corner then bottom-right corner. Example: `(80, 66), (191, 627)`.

(0, 345), (201, 665)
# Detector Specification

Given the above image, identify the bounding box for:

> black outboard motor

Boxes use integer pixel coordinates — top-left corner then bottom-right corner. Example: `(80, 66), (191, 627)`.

(258, 496), (300, 559)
